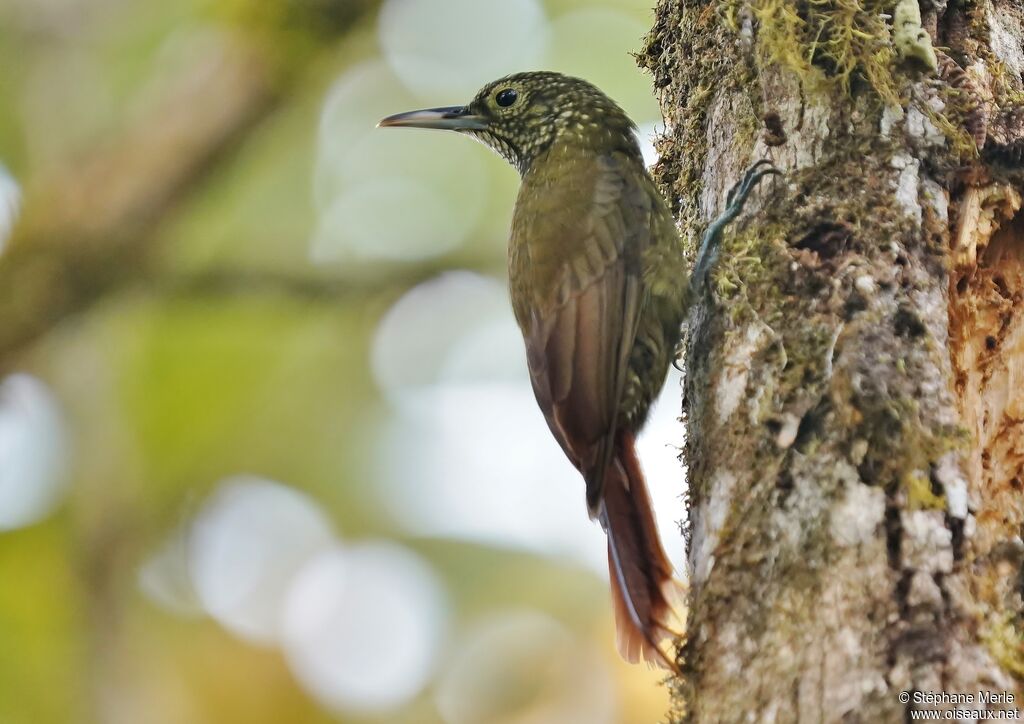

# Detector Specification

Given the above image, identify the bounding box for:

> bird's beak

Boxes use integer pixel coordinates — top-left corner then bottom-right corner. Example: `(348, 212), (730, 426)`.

(377, 106), (488, 131)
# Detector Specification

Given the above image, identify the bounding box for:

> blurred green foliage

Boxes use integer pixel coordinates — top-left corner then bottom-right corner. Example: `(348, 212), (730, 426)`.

(0, 0), (676, 721)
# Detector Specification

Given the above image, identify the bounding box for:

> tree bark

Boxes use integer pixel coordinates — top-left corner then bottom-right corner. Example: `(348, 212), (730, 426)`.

(640, 0), (1024, 720)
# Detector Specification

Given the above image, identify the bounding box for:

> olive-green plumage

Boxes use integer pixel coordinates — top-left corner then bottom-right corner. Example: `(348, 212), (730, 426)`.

(381, 71), (688, 670)
(382, 72), (778, 670)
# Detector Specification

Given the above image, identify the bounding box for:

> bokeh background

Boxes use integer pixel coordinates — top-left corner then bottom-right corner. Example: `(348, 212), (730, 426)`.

(0, 0), (689, 722)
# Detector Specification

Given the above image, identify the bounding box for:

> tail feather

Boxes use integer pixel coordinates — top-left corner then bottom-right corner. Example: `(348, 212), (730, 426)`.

(600, 430), (686, 672)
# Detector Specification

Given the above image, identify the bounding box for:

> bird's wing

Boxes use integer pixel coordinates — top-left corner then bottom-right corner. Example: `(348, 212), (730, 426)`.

(513, 151), (653, 515)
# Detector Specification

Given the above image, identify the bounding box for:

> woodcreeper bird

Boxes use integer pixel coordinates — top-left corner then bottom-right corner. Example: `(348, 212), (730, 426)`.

(380, 71), (777, 670)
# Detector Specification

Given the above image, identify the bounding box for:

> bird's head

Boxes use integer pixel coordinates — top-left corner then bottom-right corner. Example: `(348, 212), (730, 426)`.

(378, 71), (640, 174)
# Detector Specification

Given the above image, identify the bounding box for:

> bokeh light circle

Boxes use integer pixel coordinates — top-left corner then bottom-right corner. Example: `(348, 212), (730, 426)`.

(316, 61), (410, 200)
(312, 62), (490, 265)
(378, 0), (549, 98)
(312, 178), (470, 263)
(188, 476), (336, 644)
(0, 374), (69, 531)
(0, 163), (21, 253)
(282, 542), (447, 714)
(138, 526), (203, 618)
(435, 610), (617, 724)
(371, 271), (520, 395)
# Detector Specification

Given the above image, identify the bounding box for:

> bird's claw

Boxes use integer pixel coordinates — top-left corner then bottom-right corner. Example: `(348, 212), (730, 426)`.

(692, 160), (781, 296)
(725, 159), (778, 209)
(672, 341), (685, 371)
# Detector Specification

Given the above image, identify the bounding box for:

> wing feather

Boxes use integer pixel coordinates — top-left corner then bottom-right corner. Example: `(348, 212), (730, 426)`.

(514, 151), (653, 515)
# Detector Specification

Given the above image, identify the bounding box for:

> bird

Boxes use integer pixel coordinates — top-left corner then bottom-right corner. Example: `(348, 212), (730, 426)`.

(380, 71), (777, 670)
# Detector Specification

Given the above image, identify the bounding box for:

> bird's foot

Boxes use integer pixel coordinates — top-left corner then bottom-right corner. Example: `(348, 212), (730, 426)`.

(672, 339), (685, 371)
(725, 159), (778, 210)
(692, 160), (781, 294)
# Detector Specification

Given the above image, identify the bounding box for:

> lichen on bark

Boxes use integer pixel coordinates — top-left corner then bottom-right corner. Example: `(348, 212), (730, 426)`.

(640, 0), (1024, 720)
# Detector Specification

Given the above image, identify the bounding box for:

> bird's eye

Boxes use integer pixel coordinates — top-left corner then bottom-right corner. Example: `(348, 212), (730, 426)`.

(495, 88), (518, 107)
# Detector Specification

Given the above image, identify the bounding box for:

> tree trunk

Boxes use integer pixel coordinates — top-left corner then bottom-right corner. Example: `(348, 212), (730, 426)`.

(640, 0), (1024, 720)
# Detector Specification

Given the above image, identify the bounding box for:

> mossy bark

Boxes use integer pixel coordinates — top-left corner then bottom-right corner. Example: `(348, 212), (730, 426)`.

(641, 0), (1024, 720)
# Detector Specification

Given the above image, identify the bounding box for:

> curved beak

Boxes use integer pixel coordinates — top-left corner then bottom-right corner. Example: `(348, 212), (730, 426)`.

(377, 106), (488, 131)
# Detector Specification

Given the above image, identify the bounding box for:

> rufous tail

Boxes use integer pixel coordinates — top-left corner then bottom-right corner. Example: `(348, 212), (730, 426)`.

(599, 430), (686, 672)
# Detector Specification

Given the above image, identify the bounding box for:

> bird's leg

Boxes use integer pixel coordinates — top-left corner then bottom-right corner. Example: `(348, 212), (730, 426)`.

(692, 160), (781, 294)
(725, 159), (775, 208)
